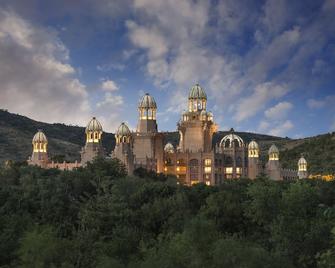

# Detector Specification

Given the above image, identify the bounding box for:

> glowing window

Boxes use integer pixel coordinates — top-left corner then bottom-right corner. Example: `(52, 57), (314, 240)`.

(225, 167), (233, 174)
(204, 167), (211, 173)
(236, 167), (241, 174)
(205, 181), (211, 186)
(205, 159), (211, 166)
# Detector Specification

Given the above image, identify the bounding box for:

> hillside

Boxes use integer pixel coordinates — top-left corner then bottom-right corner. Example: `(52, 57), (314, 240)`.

(0, 109), (334, 174)
(0, 109), (115, 163)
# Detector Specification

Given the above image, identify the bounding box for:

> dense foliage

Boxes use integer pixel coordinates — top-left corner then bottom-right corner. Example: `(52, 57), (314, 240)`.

(1, 158), (335, 267)
(280, 133), (335, 174)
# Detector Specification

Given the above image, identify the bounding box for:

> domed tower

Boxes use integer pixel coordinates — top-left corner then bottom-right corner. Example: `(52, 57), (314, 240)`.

(297, 155), (308, 179)
(265, 144), (282, 180)
(137, 93), (157, 133)
(188, 83), (207, 112)
(178, 84), (217, 153)
(164, 143), (175, 154)
(219, 129), (247, 178)
(248, 140), (260, 179)
(112, 122), (134, 174)
(28, 130), (49, 168)
(81, 117), (106, 165)
(133, 93), (164, 172)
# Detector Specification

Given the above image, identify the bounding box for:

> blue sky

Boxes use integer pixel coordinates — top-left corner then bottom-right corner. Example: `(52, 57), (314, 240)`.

(0, 0), (334, 138)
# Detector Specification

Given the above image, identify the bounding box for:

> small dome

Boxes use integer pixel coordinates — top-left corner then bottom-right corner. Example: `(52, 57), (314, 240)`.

(116, 122), (131, 137)
(298, 155), (307, 165)
(32, 130), (47, 143)
(248, 140), (259, 150)
(268, 144), (279, 155)
(86, 117), (103, 133)
(200, 110), (207, 120)
(164, 143), (175, 153)
(220, 132), (244, 148)
(139, 93), (157, 109)
(189, 83), (207, 99)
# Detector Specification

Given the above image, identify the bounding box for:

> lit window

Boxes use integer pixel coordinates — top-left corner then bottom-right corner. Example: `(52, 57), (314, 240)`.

(191, 180), (199, 185)
(204, 167), (211, 173)
(205, 181), (211, 186)
(236, 167), (241, 174)
(205, 159), (212, 166)
(225, 167), (233, 174)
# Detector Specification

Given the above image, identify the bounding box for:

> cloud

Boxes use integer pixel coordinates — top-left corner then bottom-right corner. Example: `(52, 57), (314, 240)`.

(307, 99), (326, 109)
(233, 82), (289, 122)
(97, 92), (123, 108)
(97, 63), (125, 72)
(269, 120), (294, 137)
(265, 101), (293, 120)
(101, 80), (119, 91)
(0, 10), (90, 126)
(307, 95), (335, 109)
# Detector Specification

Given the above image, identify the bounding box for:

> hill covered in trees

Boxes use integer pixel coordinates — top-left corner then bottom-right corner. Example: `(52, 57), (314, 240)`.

(1, 158), (335, 267)
(0, 109), (334, 174)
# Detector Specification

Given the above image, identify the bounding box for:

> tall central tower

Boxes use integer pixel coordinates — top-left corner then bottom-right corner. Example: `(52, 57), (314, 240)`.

(178, 84), (217, 153)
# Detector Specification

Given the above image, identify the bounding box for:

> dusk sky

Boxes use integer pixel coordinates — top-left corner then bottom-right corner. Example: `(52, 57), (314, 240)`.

(0, 0), (334, 137)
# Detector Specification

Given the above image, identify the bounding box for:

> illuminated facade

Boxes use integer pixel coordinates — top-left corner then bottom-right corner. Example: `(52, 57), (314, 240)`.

(27, 84), (308, 182)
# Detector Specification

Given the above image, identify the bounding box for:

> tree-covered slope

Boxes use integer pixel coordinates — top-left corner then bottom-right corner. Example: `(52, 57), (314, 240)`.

(0, 109), (115, 163)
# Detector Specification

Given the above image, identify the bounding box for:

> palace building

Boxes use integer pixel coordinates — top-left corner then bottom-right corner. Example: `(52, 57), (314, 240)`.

(27, 84), (308, 184)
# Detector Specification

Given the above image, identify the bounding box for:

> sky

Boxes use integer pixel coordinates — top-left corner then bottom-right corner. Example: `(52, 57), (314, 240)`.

(0, 0), (334, 138)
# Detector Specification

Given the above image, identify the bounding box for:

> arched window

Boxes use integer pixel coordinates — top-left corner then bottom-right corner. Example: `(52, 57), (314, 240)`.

(225, 139), (230, 148)
(189, 159), (199, 181)
(234, 139), (240, 147)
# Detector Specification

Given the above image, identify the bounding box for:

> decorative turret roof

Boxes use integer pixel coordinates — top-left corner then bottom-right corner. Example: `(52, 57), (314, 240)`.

(86, 117), (103, 133)
(269, 144), (279, 154)
(116, 122), (131, 137)
(298, 155), (307, 165)
(164, 142), (175, 153)
(139, 93), (157, 109)
(32, 130), (47, 143)
(248, 140), (259, 150)
(188, 83), (207, 99)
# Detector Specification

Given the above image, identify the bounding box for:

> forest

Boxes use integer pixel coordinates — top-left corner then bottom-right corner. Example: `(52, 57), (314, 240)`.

(1, 158), (335, 268)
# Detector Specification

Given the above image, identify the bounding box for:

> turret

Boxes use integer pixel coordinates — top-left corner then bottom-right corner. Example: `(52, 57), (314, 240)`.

(81, 117), (106, 165)
(298, 155), (308, 179)
(188, 83), (207, 112)
(137, 93), (157, 133)
(113, 122), (134, 174)
(28, 130), (49, 167)
(265, 144), (282, 180)
(248, 140), (260, 179)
